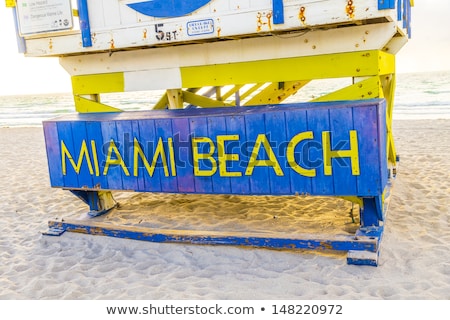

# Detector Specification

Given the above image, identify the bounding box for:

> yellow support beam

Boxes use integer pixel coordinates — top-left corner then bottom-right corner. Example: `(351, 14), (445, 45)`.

(181, 51), (395, 88)
(72, 73), (124, 95)
(380, 74), (397, 166)
(167, 89), (184, 109)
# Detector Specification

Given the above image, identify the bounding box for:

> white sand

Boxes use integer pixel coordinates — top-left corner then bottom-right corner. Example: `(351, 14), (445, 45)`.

(0, 120), (449, 300)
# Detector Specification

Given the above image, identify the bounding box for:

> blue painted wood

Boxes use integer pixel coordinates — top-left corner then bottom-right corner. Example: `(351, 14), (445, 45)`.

(378, 0), (395, 10)
(272, 0), (285, 24)
(245, 112), (270, 195)
(225, 115), (251, 195)
(208, 116), (232, 194)
(56, 121), (78, 189)
(43, 99), (387, 197)
(129, 120), (145, 192)
(171, 117), (195, 193)
(47, 219), (379, 253)
(155, 119), (178, 193)
(284, 108), (312, 195)
(352, 104), (386, 196)
(86, 120), (109, 190)
(329, 107), (357, 196)
(265, 111), (291, 194)
(116, 120), (139, 191)
(127, 0), (211, 18)
(42, 122), (64, 187)
(77, 0), (92, 47)
(70, 121), (93, 188)
(137, 119), (162, 192)
(100, 121), (124, 190)
(307, 108), (333, 195)
(190, 116), (214, 193)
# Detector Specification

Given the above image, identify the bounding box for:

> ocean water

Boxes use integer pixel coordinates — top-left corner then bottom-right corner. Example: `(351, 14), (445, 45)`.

(0, 70), (449, 128)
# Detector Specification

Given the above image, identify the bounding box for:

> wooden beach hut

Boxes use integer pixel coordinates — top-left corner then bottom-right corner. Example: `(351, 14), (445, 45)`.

(6, 0), (413, 265)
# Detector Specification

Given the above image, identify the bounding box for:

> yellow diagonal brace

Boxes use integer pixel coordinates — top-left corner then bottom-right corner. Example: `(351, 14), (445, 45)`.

(312, 76), (381, 102)
(221, 85), (244, 101)
(245, 80), (310, 106)
(183, 90), (234, 108)
(240, 83), (265, 101)
(153, 93), (169, 110)
(74, 96), (122, 113)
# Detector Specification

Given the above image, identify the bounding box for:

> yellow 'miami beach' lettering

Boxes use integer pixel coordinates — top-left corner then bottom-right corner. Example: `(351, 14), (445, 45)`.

(217, 135), (241, 177)
(60, 130), (361, 179)
(103, 140), (130, 176)
(133, 137), (171, 177)
(61, 140), (94, 175)
(245, 134), (284, 176)
(286, 131), (316, 177)
(192, 137), (217, 176)
(322, 130), (360, 176)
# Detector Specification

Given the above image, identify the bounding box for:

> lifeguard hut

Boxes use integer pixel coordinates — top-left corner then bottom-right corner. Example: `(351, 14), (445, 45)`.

(7, 0), (412, 266)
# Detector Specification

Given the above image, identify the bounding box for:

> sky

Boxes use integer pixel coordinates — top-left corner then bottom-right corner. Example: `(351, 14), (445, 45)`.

(0, 1), (449, 96)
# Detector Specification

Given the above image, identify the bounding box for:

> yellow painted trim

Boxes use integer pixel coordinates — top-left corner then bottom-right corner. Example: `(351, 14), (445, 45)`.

(181, 51), (391, 88)
(72, 73), (124, 95)
(74, 96), (123, 113)
(5, 0), (15, 7)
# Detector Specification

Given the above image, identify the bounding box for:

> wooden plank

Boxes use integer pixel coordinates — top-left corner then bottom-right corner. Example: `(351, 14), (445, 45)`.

(189, 117), (214, 193)
(353, 103), (385, 196)
(208, 116), (232, 194)
(47, 219), (379, 253)
(129, 120), (146, 192)
(171, 117), (195, 193)
(70, 121), (93, 188)
(284, 108), (312, 195)
(42, 121), (64, 187)
(115, 120), (139, 191)
(86, 120), (109, 189)
(225, 115), (251, 194)
(100, 120), (124, 190)
(245, 112), (270, 195)
(329, 107), (358, 196)
(307, 108), (333, 195)
(56, 121), (78, 189)
(43, 100), (387, 197)
(137, 119), (162, 192)
(155, 119), (178, 192)
(265, 110), (291, 194)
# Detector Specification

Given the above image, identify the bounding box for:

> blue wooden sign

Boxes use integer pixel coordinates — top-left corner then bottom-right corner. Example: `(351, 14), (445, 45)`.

(43, 99), (387, 197)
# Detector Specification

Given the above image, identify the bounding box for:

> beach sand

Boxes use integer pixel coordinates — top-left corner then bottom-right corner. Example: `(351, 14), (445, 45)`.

(0, 119), (449, 300)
